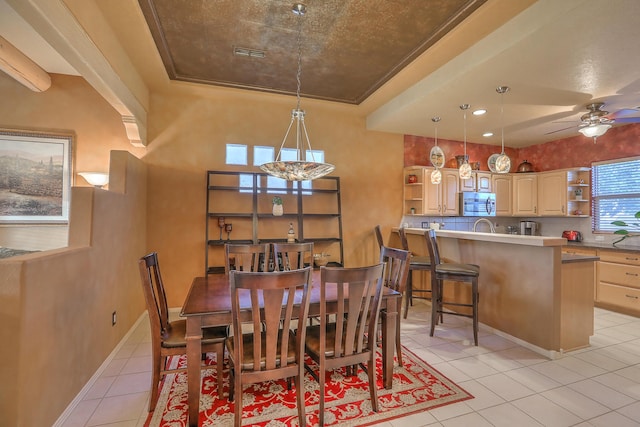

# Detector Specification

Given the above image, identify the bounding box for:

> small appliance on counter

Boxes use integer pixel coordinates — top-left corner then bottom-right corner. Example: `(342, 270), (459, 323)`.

(520, 221), (538, 235)
(562, 230), (583, 242)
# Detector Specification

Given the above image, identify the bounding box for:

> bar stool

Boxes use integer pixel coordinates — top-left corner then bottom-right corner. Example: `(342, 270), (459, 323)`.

(398, 228), (431, 319)
(424, 229), (480, 345)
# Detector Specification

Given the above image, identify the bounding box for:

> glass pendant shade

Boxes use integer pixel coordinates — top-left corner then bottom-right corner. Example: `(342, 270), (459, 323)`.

(458, 104), (472, 180)
(430, 168), (442, 184)
(494, 154), (511, 173)
(429, 116), (445, 168)
(495, 86), (511, 174)
(259, 3), (334, 181)
(459, 162), (472, 180)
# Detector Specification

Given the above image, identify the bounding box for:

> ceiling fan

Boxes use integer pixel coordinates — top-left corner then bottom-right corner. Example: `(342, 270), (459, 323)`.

(546, 102), (640, 140)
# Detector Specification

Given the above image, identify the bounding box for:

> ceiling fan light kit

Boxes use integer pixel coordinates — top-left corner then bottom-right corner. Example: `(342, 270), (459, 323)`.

(576, 102), (614, 143)
(259, 3), (335, 181)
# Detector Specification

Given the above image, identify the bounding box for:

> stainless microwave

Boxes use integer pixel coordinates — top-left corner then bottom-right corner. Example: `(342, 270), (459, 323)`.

(460, 192), (496, 217)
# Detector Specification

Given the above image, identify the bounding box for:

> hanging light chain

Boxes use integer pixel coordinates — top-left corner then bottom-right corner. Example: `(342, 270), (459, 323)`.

(294, 4), (304, 112)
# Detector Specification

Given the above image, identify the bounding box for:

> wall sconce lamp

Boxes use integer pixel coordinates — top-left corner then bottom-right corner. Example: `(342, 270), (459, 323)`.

(78, 172), (109, 188)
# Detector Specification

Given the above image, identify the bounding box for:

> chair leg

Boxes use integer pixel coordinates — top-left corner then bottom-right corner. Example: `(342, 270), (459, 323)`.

(216, 344), (225, 397)
(295, 370), (306, 427)
(404, 271), (412, 319)
(395, 315), (403, 367)
(148, 354), (162, 412)
(472, 278), (479, 346)
(234, 370), (242, 427)
(319, 368), (326, 427)
(430, 279), (441, 337)
(368, 356), (379, 412)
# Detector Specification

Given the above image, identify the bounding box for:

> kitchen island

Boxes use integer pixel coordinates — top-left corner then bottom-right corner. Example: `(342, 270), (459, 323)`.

(392, 228), (598, 357)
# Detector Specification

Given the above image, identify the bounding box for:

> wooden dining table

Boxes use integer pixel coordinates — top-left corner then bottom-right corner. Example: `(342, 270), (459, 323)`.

(180, 270), (401, 427)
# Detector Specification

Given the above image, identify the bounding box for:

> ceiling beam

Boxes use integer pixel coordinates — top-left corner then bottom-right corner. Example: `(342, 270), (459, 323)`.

(0, 35), (51, 92)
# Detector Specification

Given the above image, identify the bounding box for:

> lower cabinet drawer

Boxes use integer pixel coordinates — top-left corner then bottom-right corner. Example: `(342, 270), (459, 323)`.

(598, 282), (640, 312)
(599, 262), (640, 288)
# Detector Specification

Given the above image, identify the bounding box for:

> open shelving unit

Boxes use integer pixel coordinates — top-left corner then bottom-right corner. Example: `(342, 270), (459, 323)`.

(205, 171), (343, 275)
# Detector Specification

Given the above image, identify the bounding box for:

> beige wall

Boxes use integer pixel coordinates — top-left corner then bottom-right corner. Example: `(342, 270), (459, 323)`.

(143, 87), (405, 306)
(0, 71), (147, 426)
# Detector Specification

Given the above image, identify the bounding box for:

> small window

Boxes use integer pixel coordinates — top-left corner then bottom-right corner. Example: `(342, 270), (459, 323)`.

(253, 146), (274, 166)
(226, 144), (247, 165)
(592, 157), (640, 232)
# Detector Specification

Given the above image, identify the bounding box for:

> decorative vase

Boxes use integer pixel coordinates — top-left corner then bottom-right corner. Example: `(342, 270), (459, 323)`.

(273, 203), (283, 216)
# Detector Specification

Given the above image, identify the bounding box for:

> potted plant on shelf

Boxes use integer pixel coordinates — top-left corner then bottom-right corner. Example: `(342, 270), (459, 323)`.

(612, 211), (640, 246)
(272, 196), (283, 216)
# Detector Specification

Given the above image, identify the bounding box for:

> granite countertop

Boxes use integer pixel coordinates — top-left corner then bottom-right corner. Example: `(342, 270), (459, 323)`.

(565, 241), (640, 253)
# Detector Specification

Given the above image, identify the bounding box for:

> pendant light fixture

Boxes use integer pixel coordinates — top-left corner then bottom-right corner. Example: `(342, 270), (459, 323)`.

(430, 116), (443, 184)
(458, 104), (472, 180)
(259, 3), (334, 181)
(494, 86), (512, 174)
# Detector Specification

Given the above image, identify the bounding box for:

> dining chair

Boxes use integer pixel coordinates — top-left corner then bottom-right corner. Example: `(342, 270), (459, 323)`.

(424, 229), (480, 346)
(398, 227), (432, 318)
(226, 267), (312, 427)
(304, 263), (385, 426)
(272, 241), (314, 271)
(374, 225), (384, 250)
(379, 245), (411, 366)
(138, 252), (227, 412)
(224, 243), (270, 273)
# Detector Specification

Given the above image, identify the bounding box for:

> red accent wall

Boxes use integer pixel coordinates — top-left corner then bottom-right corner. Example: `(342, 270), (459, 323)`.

(405, 123), (640, 172)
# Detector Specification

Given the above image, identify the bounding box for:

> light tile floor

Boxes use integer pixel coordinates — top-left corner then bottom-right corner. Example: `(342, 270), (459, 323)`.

(61, 300), (640, 426)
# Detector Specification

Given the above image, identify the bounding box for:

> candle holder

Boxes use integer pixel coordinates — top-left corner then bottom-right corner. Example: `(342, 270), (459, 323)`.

(225, 223), (233, 240)
(218, 217), (225, 240)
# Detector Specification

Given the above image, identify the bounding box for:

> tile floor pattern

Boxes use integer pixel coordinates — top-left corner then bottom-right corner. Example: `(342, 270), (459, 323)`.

(61, 300), (640, 427)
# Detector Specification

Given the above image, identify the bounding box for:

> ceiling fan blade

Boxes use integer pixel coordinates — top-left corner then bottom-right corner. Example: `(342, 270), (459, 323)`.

(608, 108), (640, 119)
(611, 117), (640, 123)
(545, 125), (576, 135)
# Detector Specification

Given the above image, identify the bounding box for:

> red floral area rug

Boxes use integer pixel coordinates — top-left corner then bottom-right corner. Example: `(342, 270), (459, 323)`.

(145, 347), (472, 426)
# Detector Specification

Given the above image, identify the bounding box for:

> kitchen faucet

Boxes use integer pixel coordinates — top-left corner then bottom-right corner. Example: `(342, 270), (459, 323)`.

(473, 218), (496, 233)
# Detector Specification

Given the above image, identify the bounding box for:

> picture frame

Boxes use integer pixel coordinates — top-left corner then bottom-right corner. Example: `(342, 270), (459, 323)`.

(0, 129), (74, 223)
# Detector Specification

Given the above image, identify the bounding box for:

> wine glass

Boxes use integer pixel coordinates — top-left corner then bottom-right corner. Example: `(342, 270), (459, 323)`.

(218, 217), (225, 240)
(225, 223), (233, 240)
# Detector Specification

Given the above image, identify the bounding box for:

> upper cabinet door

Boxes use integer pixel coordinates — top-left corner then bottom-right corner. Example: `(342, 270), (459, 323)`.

(538, 171), (568, 216)
(492, 174), (512, 216)
(512, 174), (538, 216)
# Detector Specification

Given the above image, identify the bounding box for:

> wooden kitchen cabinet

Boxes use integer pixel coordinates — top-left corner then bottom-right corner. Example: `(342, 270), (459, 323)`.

(539, 171), (567, 216)
(492, 173), (512, 216)
(512, 173), (538, 216)
(539, 168), (591, 217)
(403, 166), (426, 216)
(460, 171), (492, 192)
(425, 167), (459, 216)
(596, 249), (640, 315)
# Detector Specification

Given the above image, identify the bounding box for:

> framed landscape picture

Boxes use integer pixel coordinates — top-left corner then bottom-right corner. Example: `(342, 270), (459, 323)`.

(0, 129), (74, 223)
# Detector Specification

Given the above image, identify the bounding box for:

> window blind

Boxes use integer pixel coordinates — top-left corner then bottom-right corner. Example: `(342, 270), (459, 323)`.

(592, 157), (640, 232)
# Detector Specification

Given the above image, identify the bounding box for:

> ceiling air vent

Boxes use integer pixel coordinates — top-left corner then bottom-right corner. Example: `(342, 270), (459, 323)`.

(233, 47), (266, 58)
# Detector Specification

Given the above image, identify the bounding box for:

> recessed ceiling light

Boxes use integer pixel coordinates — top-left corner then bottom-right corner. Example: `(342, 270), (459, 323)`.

(482, 132), (494, 137)
(473, 109), (487, 116)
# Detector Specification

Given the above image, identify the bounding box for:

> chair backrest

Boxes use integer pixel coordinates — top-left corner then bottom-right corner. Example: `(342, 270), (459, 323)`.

(229, 267), (312, 372)
(424, 229), (442, 273)
(379, 245), (411, 294)
(224, 243), (270, 273)
(272, 242), (313, 271)
(374, 225), (384, 249)
(319, 263), (385, 358)
(138, 252), (171, 339)
(398, 227), (410, 251)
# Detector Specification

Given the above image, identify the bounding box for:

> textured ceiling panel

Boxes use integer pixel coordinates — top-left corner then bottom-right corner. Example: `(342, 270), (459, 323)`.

(137, 0), (486, 104)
